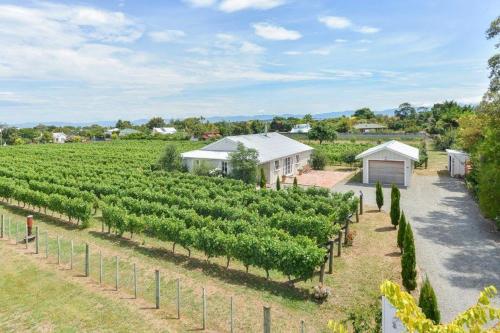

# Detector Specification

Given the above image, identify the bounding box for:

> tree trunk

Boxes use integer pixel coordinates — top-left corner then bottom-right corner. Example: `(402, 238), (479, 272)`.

(172, 243), (176, 253)
(226, 256), (230, 269)
(265, 269), (270, 280)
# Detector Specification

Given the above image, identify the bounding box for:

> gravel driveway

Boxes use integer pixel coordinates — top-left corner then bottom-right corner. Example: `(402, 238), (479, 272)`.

(332, 174), (500, 322)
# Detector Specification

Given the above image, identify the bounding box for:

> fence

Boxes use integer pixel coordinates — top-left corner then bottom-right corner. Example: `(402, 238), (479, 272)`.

(1, 213), (344, 332)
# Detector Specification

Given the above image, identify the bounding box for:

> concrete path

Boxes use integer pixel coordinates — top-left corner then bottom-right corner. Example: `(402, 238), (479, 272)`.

(332, 173), (500, 322)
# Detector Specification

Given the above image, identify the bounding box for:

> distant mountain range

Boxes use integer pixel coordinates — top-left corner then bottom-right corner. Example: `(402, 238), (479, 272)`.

(11, 109), (398, 128)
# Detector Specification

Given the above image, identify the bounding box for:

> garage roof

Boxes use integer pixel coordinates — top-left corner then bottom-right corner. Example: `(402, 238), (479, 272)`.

(181, 150), (230, 160)
(356, 140), (419, 161)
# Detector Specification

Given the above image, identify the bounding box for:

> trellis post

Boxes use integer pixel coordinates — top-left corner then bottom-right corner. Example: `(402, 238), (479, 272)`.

(328, 240), (334, 274)
(24, 223), (28, 249)
(57, 236), (61, 264)
(176, 278), (180, 319)
(85, 243), (90, 277)
(133, 263), (137, 299)
(45, 231), (48, 258)
(0, 214), (4, 238)
(337, 231), (342, 257)
(230, 296), (234, 333)
(202, 287), (207, 330)
(155, 270), (160, 309)
(263, 306), (271, 333)
(115, 256), (119, 290)
(344, 220), (350, 246)
(35, 226), (39, 254)
(99, 251), (103, 284)
(70, 240), (74, 270)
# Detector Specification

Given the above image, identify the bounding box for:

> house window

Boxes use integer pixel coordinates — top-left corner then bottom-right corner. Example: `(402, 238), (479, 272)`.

(285, 157), (292, 175)
(221, 161), (228, 175)
(295, 154), (300, 164)
(274, 160), (280, 171)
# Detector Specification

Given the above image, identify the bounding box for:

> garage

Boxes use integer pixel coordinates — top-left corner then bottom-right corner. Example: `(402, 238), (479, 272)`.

(368, 160), (405, 185)
(355, 140), (419, 187)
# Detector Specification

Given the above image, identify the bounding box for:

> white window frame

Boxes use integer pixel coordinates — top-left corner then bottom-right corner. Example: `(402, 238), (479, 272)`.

(285, 157), (292, 175)
(295, 154), (300, 164)
(221, 161), (228, 175)
(274, 160), (280, 171)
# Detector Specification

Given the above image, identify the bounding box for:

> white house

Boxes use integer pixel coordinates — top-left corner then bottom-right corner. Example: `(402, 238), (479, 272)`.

(105, 128), (120, 136)
(353, 123), (387, 133)
(356, 140), (419, 186)
(290, 123), (311, 134)
(446, 149), (470, 177)
(52, 132), (67, 144)
(153, 127), (177, 135)
(181, 132), (314, 184)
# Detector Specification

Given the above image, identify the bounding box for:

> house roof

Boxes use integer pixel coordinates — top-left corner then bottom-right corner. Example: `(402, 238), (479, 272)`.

(153, 127), (176, 134)
(52, 132), (67, 137)
(353, 123), (387, 130)
(356, 140), (419, 161)
(181, 150), (230, 160)
(446, 149), (469, 157)
(184, 132), (313, 163)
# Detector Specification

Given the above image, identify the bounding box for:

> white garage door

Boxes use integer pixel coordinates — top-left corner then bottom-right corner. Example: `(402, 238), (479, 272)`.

(369, 160), (404, 185)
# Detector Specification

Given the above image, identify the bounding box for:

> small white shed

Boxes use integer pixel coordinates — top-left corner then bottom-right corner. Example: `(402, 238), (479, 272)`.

(356, 140), (419, 187)
(446, 149), (469, 177)
(52, 132), (67, 144)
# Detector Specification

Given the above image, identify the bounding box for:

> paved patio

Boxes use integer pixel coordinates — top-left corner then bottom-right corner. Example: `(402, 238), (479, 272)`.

(284, 170), (354, 188)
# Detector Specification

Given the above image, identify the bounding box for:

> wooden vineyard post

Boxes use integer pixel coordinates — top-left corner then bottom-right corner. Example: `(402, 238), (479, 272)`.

(7, 218), (11, 240)
(99, 252), (103, 285)
(337, 231), (342, 257)
(0, 214), (4, 238)
(155, 270), (160, 309)
(263, 306), (271, 333)
(133, 263), (137, 299)
(344, 219), (350, 246)
(176, 278), (180, 319)
(359, 191), (363, 215)
(57, 236), (61, 264)
(35, 226), (39, 254)
(115, 256), (119, 291)
(15, 221), (19, 244)
(70, 240), (74, 270)
(85, 243), (90, 277)
(301, 320), (305, 333)
(230, 296), (234, 333)
(24, 223), (28, 249)
(328, 240), (334, 274)
(356, 208), (359, 223)
(202, 287), (207, 330)
(45, 231), (48, 258)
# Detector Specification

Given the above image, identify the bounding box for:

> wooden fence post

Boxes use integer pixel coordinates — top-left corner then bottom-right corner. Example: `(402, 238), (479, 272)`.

(1, 214), (4, 238)
(45, 231), (48, 258)
(337, 232), (342, 257)
(301, 320), (305, 333)
(356, 208), (359, 223)
(25, 223), (28, 249)
(344, 220), (350, 246)
(133, 263), (137, 299)
(35, 226), (39, 254)
(115, 256), (119, 290)
(99, 251), (103, 284)
(202, 287), (207, 330)
(230, 296), (234, 333)
(263, 306), (271, 333)
(57, 236), (61, 264)
(176, 278), (180, 319)
(328, 240), (334, 274)
(359, 193), (363, 215)
(85, 243), (90, 277)
(155, 270), (160, 309)
(70, 240), (74, 270)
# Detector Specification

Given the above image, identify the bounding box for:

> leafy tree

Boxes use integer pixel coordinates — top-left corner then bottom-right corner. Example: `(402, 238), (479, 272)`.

(397, 211), (407, 252)
(303, 114), (313, 123)
(116, 119), (133, 129)
(193, 161), (213, 176)
(419, 277), (441, 324)
(229, 143), (259, 184)
(308, 122), (337, 144)
(311, 150), (327, 170)
(390, 184), (400, 228)
(156, 144), (182, 172)
(486, 16), (500, 94)
(259, 168), (266, 188)
(375, 181), (383, 211)
(354, 107), (375, 119)
(146, 117), (167, 130)
(276, 176), (281, 190)
(395, 103), (416, 120)
(433, 129), (456, 151)
(402, 223), (417, 291)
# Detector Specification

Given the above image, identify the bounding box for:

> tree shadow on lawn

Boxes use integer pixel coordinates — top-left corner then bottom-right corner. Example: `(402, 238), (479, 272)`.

(89, 231), (312, 302)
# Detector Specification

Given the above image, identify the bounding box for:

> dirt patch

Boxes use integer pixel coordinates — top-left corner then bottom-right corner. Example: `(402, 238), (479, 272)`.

(284, 170), (354, 188)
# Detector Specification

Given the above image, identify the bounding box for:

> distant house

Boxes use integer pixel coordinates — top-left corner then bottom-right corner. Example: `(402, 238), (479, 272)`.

(353, 123), (387, 133)
(181, 132), (313, 184)
(119, 128), (140, 137)
(152, 127), (177, 135)
(201, 131), (221, 140)
(446, 149), (470, 177)
(52, 132), (67, 144)
(356, 140), (419, 186)
(290, 123), (311, 134)
(105, 128), (120, 136)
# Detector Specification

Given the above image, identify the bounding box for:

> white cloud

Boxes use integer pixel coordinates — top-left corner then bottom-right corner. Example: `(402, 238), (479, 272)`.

(149, 30), (185, 42)
(219, 0), (285, 12)
(183, 0), (217, 8)
(318, 16), (352, 29)
(354, 26), (380, 34)
(335, 39), (347, 43)
(240, 41), (265, 54)
(253, 23), (301, 40)
(284, 51), (302, 55)
(216, 33), (237, 42)
(310, 46), (335, 55)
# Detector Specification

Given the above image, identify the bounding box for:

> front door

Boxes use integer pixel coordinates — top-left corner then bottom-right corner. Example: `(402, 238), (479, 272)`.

(284, 157), (292, 175)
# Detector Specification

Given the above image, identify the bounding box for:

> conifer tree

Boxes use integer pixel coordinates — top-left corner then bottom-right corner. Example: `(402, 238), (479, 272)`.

(259, 168), (266, 188)
(276, 176), (281, 190)
(397, 211), (407, 252)
(376, 181), (384, 211)
(402, 223), (417, 291)
(293, 177), (298, 188)
(390, 184), (400, 228)
(419, 276), (441, 324)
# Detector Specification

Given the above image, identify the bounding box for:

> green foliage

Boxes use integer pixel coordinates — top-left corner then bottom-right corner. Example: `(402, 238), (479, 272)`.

(375, 181), (383, 211)
(293, 177), (298, 188)
(397, 211), (407, 252)
(276, 176), (281, 190)
(343, 303), (382, 333)
(146, 117), (167, 130)
(192, 161), (213, 176)
(229, 143), (259, 184)
(308, 122), (337, 144)
(310, 143), (372, 166)
(259, 168), (266, 188)
(433, 129), (457, 151)
(395, 103), (416, 119)
(156, 144), (183, 172)
(419, 277), (441, 324)
(311, 150), (327, 170)
(402, 223), (417, 291)
(353, 107), (375, 119)
(390, 185), (400, 227)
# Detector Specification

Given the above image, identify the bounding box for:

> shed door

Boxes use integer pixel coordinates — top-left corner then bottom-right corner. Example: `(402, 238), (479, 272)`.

(368, 160), (405, 185)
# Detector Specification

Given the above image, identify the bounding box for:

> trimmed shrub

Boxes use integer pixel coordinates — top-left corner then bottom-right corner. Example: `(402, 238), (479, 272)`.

(311, 150), (327, 170)
(375, 181), (383, 211)
(419, 277), (441, 324)
(259, 168), (266, 188)
(397, 211), (407, 252)
(390, 184), (400, 228)
(276, 176), (281, 190)
(401, 223), (417, 291)
(293, 177), (298, 188)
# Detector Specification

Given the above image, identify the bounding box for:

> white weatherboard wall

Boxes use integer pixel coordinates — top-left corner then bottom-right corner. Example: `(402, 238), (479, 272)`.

(362, 149), (413, 186)
(446, 150), (469, 177)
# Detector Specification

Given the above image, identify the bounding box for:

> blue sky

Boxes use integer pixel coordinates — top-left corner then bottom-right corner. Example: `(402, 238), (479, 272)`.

(0, 0), (498, 123)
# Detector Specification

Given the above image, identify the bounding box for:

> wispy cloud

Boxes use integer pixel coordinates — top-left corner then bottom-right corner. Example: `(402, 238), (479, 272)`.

(253, 22), (301, 40)
(319, 15), (380, 34)
(183, 0), (217, 8)
(354, 26), (380, 34)
(183, 0), (285, 12)
(148, 30), (186, 42)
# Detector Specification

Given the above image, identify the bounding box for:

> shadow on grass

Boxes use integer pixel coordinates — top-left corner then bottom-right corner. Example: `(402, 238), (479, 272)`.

(375, 226), (395, 233)
(385, 251), (401, 257)
(89, 231), (312, 302)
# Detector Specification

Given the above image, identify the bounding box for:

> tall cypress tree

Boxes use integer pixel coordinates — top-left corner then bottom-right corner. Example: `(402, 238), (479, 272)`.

(401, 223), (417, 291)
(376, 181), (384, 211)
(259, 168), (266, 188)
(276, 176), (281, 190)
(397, 211), (407, 252)
(419, 276), (441, 324)
(293, 177), (298, 188)
(390, 184), (400, 228)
